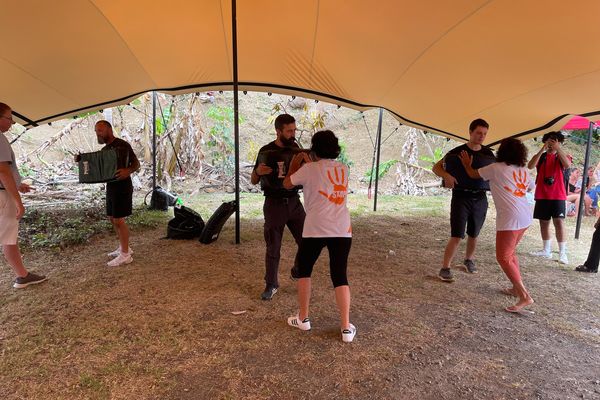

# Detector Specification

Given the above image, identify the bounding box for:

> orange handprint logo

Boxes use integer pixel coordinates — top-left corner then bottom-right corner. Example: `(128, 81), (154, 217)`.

(503, 170), (528, 197)
(319, 167), (347, 205)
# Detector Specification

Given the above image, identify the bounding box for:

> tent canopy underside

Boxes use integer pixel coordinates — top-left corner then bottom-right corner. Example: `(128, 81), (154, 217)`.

(3, 0), (600, 144)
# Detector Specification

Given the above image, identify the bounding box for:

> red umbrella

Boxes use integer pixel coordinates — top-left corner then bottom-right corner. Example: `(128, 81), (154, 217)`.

(561, 115), (600, 130)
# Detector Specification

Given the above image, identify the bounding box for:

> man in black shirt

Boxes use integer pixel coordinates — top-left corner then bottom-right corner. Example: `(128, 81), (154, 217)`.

(432, 119), (495, 282)
(94, 120), (140, 267)
(251, 114), (305, 300)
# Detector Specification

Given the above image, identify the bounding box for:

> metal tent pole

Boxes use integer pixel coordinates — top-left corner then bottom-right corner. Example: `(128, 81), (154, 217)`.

(152, 91), (157, 194)
(575, 122), (594, 239)
(374, 108), (383, 211)
(232, 0), (241, 244)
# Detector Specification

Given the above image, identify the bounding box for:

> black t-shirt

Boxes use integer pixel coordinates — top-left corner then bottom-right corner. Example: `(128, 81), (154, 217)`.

(254, 141), (300, 198)
(103, 137), (138, 190)
(444, 144), (496, 193)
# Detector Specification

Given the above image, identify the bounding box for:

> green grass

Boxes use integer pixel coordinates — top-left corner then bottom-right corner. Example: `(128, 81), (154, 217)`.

(17, 193), (447, 250)
(178, 192), (448, 221)
(20, 204), (168, 250)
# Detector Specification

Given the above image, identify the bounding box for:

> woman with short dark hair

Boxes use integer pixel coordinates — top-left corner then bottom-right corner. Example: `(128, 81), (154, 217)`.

(283, 130), (356, 342)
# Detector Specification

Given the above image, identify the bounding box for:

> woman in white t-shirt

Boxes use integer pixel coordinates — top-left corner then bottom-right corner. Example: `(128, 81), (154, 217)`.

(460, 138), (534, 313)
(282, 130), (355, 343)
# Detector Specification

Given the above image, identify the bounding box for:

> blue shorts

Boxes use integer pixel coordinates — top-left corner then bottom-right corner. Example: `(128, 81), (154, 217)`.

(587, 187), (600, 209)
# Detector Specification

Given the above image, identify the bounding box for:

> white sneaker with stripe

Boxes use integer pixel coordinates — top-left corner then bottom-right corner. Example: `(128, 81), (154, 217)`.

(287, 314), (311, 331)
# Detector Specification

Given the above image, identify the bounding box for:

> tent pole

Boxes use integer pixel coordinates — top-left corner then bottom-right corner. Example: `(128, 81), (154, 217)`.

(374, 108), (383, 211)
(152, 91), (157, 194)
(232, 0), (241, 244)
(575, 122), (594, 239)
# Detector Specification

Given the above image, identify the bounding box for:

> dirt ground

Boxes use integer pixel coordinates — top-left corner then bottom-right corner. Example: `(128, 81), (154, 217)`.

(1, 195), (600, 400)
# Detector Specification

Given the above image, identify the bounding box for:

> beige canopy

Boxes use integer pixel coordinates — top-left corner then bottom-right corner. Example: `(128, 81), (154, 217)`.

(3, 0), (600, 143)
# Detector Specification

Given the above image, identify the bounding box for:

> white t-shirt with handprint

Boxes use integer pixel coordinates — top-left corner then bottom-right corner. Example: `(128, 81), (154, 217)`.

(478, 162), (533, 231)
(290, 159), (352, 238)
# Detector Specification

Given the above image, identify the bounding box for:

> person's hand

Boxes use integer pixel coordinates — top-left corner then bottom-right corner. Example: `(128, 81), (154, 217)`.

(458, 150), (473, 169)
(18, 183), (32, 193)
(255, 163), (273, 176)
(15, 202), (25, 219)
(547, 139), (559, 151)
(115, 168), (131, 180)
(443, 173), (458, 189)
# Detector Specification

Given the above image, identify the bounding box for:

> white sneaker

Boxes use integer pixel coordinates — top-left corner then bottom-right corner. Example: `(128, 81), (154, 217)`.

(530, 250), (552, 259)
(342, 323), (357, 343)
(287, 314), (311, 331)
(107, 247), (133, 258)
(558, 253), (569, 265)
(107, 252), (133, 267)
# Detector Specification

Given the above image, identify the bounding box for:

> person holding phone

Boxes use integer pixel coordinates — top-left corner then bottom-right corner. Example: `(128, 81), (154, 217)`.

(527, 131), (571, 264)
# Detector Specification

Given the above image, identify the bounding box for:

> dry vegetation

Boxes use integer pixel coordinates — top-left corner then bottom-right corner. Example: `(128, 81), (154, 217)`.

(1, 194), (599, 400)
(2, 91), (600, 399)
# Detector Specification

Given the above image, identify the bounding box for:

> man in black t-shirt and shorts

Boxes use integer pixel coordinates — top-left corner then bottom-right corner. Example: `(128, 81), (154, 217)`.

(432, 119), (495, 282)
(80, 120), (140, 267)
(251, 114), (305, 300)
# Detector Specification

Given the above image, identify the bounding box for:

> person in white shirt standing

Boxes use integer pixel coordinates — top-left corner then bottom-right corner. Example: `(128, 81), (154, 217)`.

(460, 138), (534, 313)
(283, 130), (356, 343)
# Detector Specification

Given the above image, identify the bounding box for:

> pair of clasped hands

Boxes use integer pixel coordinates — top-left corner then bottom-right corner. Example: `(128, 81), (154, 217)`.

(254, 152), (313, 177)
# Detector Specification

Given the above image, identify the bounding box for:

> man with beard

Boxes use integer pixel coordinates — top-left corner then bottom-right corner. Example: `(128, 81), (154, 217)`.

(78, 120), (140, 267)
(251, 114), (306, 300)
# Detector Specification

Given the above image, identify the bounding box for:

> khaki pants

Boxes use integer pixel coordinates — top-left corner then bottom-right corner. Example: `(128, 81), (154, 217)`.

(0, 191), (18, 245)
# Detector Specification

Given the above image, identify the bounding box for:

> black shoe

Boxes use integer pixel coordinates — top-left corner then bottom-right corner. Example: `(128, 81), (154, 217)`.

(261, 286), (278, 300)
(13, 272), (48, 289)
(290, 267), (300, 281)
(439, 268), (455, 282)
(575, 265), (598, 273)
(464, 259), (478, 274)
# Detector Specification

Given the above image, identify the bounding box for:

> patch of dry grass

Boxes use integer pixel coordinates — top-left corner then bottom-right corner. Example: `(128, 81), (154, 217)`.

(1, 194), (600, 399)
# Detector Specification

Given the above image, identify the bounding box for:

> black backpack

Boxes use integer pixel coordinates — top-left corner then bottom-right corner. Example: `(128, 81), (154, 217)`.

(166, 206), (205, 240)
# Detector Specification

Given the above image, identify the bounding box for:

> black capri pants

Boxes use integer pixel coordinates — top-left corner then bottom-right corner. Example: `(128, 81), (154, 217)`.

(296, 237), (352, 287)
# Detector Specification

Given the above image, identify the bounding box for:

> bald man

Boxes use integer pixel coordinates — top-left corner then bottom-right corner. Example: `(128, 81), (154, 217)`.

(87, 120), (140, 267)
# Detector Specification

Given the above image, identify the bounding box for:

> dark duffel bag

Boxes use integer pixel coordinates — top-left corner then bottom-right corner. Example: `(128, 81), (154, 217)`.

(78, 149), (119, 184)
(199, 200), (236, 244)
(166, 206), (205, 240)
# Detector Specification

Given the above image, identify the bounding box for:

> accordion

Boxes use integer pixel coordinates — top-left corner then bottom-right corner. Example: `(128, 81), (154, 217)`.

(77, 149), (118, 184)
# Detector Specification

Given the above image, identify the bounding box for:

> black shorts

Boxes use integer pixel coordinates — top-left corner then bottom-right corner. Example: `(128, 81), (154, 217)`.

(297, 237), (352, 287)
(450, 193), (488, 239)
(106, 181), (133, 219)
(533, 199), (566, 220)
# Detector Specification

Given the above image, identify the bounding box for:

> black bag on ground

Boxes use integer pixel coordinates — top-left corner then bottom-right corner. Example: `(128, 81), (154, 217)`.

(150, 187), (178, 211)
(199, 201), (237, 244)
(166, 206), (205, 240)
(78, 149), (118, 183)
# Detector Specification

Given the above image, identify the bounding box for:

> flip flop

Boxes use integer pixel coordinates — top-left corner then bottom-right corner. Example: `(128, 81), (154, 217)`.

(505, 306), (535, 315)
